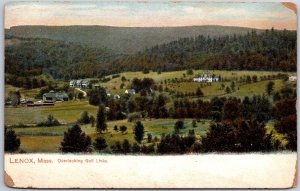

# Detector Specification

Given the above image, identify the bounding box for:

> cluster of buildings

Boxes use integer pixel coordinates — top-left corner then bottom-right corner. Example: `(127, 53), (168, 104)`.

(193, 73), (220, 83)
(69, 79), (95, 88)
(43, 90), (69, 103)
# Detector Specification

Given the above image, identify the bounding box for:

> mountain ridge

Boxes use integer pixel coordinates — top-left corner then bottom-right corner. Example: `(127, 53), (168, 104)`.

(6, 25), (264, 54)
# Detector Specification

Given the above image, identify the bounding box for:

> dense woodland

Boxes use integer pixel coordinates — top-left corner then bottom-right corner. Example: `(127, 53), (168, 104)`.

(112, 29), (296, 73)
(5, 28), (296, 84)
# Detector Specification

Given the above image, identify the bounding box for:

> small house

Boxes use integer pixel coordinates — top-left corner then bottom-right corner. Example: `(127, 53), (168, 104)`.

(114, 94), (121, 99)
(43, 91), (69, 103)
(125, 89), (136, 95)
(69, 80), (76, 87)
(289, 75), (297, 82)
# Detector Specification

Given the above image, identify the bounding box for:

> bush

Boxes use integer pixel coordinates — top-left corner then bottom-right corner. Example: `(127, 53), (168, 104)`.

(37, 115), (60, 127)
(93, 137), (108, 151)
(128, 112), (142, 122)
(147, 133), (152, 143)
(132, 142), (141, 153)
(120, 125), (127, 134)
(174, 120), (184, 134)
(78, 111), (91, 124)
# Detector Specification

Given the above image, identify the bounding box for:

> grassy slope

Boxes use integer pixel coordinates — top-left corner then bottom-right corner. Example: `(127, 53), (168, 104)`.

(5, 69), (294, 153)
(101, 70), (293, 98)
(13, 119), (210, 153)
(5, 100), (98, 125)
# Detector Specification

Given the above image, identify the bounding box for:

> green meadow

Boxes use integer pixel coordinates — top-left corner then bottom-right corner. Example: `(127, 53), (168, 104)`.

(5, 69), (294, 153)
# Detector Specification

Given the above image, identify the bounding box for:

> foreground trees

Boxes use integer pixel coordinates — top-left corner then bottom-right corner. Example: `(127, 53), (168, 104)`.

(134, 121), (144, 143)
(5, 128), (20, 152)
(60, 124), (92, 153)
(96, 104), (107, 133)
(273, 99), (297, 150)
(93, 137), (108, 152)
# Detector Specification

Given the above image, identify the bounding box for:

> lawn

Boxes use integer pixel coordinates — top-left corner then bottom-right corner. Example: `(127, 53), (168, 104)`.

(11, 118), (211, 153)
(5, 100), (98, 125)
(100, 70), (293, 98)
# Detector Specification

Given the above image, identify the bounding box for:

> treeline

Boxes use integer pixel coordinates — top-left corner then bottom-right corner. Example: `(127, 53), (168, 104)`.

(5, 75), (48, 89)
(111, 29), (296, 73)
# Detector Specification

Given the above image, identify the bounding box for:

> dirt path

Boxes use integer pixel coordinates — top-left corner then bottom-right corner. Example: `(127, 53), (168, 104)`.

(75, 88), (87, 97)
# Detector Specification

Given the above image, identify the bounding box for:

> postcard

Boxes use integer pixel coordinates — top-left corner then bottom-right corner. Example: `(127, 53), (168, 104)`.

(4, 1), (297, 188)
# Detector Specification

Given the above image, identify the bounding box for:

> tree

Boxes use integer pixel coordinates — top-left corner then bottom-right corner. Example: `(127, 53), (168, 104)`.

(96, 104), (107, 133)
(120, 125), (127, 134)
(60, 124), (92, 153)
(196, 88), (204, 97)
(111, 141), (122, 153)
(274, 115), (296, 151)
(192, 120), (197, 128)
(134, 121), (144, 143)
(10, 91), (21, 107)
(68, 92), (74, 100)
(230, 81), (235, 92)
(186, 69), (194, 75)
(266, 81), (275, 95)
(37, 115), (60, 127)
(132, 142), (141, 153)
(121, 76), (126, 82)
(78, 111), (90, 124)
(223, 98), (242, 121)
(90, 115), (95, 127)
(174, 120), (184, 134)
(89, 87), (107, 106)
(201, 123), (235, 152)
(122, 139), (132, 154)
(147, 133), (153, 143)
(5, 128), (20, 152)
(78, 92), (84, 100)
(225, 86), (231, 94)
(93, 137), (107, 151)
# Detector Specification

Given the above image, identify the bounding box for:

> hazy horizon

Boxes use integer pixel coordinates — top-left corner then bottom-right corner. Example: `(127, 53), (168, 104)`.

(5, 2), (297, 30)
(5, 24), (297, 31)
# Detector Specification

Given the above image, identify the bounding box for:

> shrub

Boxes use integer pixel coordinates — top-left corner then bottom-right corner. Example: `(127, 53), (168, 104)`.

(93, 137), (108, 151)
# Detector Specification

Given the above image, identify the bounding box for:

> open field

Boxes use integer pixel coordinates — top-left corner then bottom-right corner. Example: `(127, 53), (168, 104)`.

(100, 70), (294, 97)
(11, 119), (210, 153)
(5, 69), (294, 153)
(11, 119), (287, 153)
(5, 101), (98, 125)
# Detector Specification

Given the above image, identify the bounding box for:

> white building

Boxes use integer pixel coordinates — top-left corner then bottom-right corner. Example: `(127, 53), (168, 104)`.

(125, 89), (136, 95)
(289, 75), (297, 82)
(193, 74), (219, 83)
(69, 79), (94, 88)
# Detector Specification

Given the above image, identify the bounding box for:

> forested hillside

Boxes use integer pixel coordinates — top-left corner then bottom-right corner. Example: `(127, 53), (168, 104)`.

(111, 29), (296, 73)
(5, 37), (115, 81)
(6, 25), (261, 54)
(5, 27), (296, 82)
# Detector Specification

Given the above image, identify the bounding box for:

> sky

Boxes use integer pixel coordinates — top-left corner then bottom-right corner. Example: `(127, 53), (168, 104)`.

(5, 1), (297, 30)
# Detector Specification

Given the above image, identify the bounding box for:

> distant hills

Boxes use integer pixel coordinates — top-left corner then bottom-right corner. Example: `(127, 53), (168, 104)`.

(5, 25), (296, 81)
(6, 25), (263, 54)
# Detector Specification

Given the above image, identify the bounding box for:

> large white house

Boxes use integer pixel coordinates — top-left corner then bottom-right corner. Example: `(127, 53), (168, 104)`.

(70, 79), (94, 88)
(193, 74), (219, 83)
